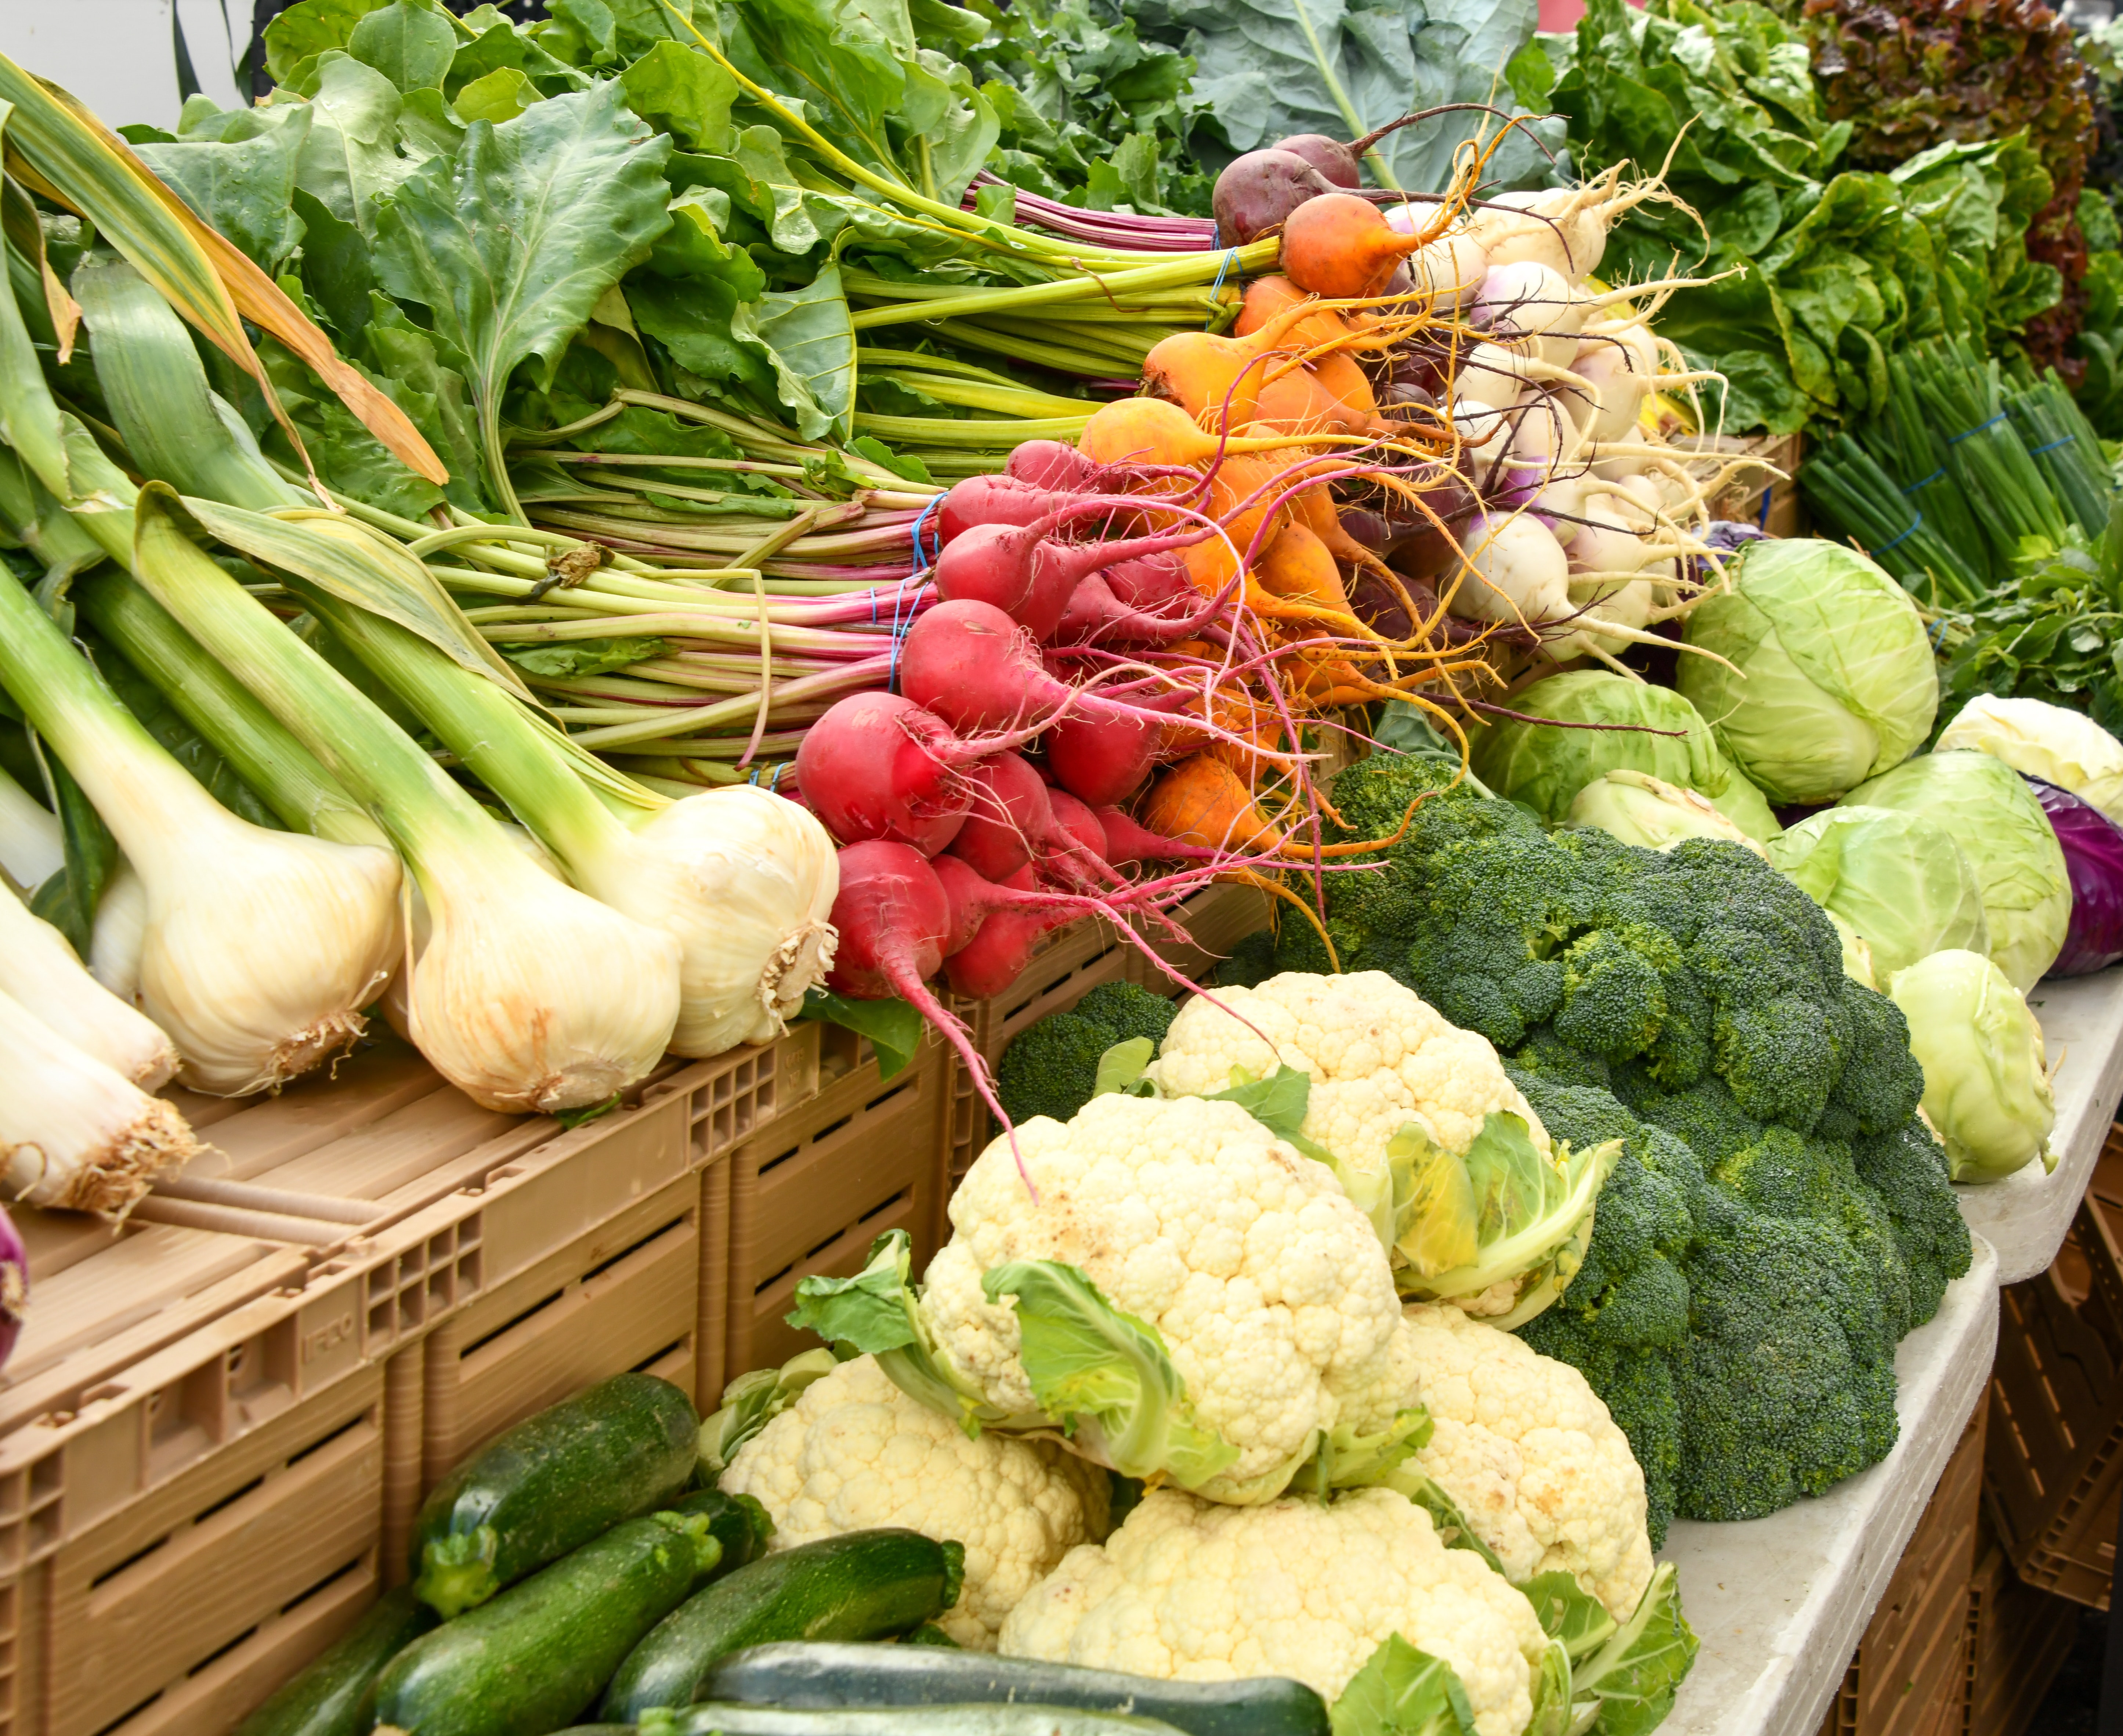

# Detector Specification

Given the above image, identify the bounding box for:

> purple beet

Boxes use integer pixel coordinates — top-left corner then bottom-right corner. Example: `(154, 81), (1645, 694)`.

(1212, 150), (1337, 246)
(1273, 133), (1363, 188)
(0, 1204), (24, 1372)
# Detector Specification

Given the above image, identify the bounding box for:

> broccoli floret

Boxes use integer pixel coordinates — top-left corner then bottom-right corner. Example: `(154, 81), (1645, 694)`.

(995, 981), (1177, 1126)
(1552, 925), (1679, 1062)
(1853, 1119), (1973, 1324)
(1818, 983), (1927, 1142)
(1212, 928), (1281, 988)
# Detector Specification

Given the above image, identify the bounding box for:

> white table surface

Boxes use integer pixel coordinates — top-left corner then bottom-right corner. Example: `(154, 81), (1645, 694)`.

(1959, 966), (2123, 1284)
(1656, 1240), (2001, 1736)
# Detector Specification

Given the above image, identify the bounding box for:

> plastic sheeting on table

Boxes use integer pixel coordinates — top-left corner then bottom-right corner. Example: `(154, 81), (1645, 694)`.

(1961, 966), (2123, 1284)
(1657, 1240), (1999, 1736)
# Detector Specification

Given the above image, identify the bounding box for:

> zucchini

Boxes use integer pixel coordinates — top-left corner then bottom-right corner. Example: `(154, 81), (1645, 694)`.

(372, 1511), (721, 1736)
(234, 1587), (436, 1736)
(411, 1372), (698, 1617)
(639, 1706), (1189, 1736)
(601, 1530), (963, 1721)
(701, 1644), (1331, 1736)
(902, 1623), (960, 1649)
(663, 1486), (775, 1572)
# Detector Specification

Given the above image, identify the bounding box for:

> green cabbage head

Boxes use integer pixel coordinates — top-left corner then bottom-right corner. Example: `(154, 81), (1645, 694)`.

(1887, 949), (2056, 1184)
(1678, 540), (1938, 804)
(1471, 672), (1781, 840)
(1841, 751), (2069, 991)
(1567, 769), (1768, 855)
(1768, 806), (1990, 981)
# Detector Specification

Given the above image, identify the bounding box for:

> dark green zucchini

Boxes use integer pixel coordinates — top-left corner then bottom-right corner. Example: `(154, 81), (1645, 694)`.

(372, 1512), (721, 1736)
(234, 1587), (436, 1736)
(901, 1623), (960, 1648)
(601, 1530), (963, 1721)
(662, 1487), (775, 1572)
(411, 1372), (698, 1617)
(639, 1707), (1189, 1736)
(700, 1644), (1331, 1736)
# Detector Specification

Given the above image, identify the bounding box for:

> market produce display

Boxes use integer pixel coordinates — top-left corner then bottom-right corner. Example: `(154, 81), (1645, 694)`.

(12, 0), (2123, 1730)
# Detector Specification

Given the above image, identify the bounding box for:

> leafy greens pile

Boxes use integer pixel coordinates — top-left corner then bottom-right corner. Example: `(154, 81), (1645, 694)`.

(1519, 0), (2062, 433)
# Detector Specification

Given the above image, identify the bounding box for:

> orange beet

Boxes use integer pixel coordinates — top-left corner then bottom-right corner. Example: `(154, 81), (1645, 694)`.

(1280, 194), (1427, 299)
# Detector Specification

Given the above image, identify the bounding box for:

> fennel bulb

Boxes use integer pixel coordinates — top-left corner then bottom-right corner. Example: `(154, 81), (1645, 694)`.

(89, 861), (147, 1004)
(0, 985), (196, 1215)
(0, 887), (177, 1088)
(306, 583), (839, 1057)
(0, 572), (401, 1096)
(129, 489), (681, 1112)
(0, 763), (62, 891)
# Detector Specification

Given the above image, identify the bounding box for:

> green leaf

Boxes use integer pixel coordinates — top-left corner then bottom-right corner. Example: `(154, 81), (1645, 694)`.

(370, 83), (674, 518)
(983, 1258), (1240, 1490)
(445, 18), (594, 101)
(757, 264), (857, 442)
(265, 0), (391, 85)
(1519, 1572), (1619, 1665)
(1092, 1035), (1158, 1098)
(1330, 1634), (1479, 1736)
(798, 987), (927, 1080)
(1567, 1563), (1698, 1736)
(788, 1227), (926, 1355)
(621, 39), (739, 153)
(848, 434), (933, 484)
(293, 187), (376, 341)
(363, 293), (491, 514)
(1208, 1063), (1337, 1161)
(453, 67), (542, 124)
(23, 745), (116, 958)
(348, 0), (459, 92)
(500, 636), (668, 678)
(1379, 1466), (1511, 1577)
(134, 111), (312, 274)
(398, 86), (469, 159)
(698, 1346), (838, 1476)
(551, 0), (620, 65)
(297, 52), (424, 234)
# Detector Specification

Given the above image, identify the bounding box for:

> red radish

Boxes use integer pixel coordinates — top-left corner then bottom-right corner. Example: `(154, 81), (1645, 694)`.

(944, 867), (1084, 999)
(937, 475), (1130, 544)
(825, 840), (1031, 1184)
(1007, 441), (1102, 491)
(1103, 551), (1195, 611)
(931, 854), (1098, 958)
(1050, 568), (1236, 647)
(793, 690), (1039, 854)
(1045, 790), (1108, 861)
(1046, 700), (1177, 806)
(948, 752), (1112, 891)
(931, 505), (1215, 641)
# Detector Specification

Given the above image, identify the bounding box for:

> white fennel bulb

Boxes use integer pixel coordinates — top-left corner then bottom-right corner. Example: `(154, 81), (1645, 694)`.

(0, 887), (176, 1087)
(0, 762), (62, 891)
(88, 861), (148, 1004)
(0, 985), (196, 1215)
(0, 574), (401, 1097)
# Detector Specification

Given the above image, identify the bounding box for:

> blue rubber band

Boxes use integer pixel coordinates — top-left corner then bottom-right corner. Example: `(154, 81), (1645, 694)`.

(1947, 412), (2007, 446)
(1870, 512), (1924, 557)
(770, 761), (786, 792)
(2029, 434), (2077, 455)
(748, 763), (762, 785)
(1900, 467), (1947, 494)
(1757, 484), (1772, 529)
(1209, 247), (1240, 300)
(910, 494), (943, 568)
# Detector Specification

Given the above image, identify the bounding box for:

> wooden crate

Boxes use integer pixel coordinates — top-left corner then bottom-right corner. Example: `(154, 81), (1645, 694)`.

(1818, 1406), (1986, 1736)
(1967, 1517), (2082, 1736)
(1700, 429), (1805, 536)
(1983, 1140), (2123, 1611)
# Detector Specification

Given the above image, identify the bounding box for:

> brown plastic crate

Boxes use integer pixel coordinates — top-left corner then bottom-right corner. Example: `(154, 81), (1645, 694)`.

(1703, 430), (1805, 537)
(1982, 1137), (2123, 1611)
(724, 1026), (952, 1379)
(1967, 1518), (2082, 1736)
(1818, 1404), (1986, 1736)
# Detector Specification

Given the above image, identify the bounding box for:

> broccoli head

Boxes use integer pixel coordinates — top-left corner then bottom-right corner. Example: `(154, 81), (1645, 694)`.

(995, 981), (1177, 1126)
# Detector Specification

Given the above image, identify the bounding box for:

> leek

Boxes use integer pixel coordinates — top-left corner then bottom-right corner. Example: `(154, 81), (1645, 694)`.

(301, 584), (839, 1057)
(0, 568), (401, 1095)
(0, 983), (195, 1216)
(128, 487), (683, 1113)
(0, 885), (176, 1088)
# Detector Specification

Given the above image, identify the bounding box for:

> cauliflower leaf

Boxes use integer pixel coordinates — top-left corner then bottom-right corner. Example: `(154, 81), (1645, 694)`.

(1330, 1634), (1480, 1736)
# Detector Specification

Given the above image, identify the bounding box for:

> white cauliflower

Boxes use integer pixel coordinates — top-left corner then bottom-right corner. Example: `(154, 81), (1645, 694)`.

(999, 1486), (1550, 1736)
(1146, 972), (1613, 1327)
(721, 1355), (1110, 1648)
(918, 1092), (1418, 1505)
(1399, 1304), (1654, 1621)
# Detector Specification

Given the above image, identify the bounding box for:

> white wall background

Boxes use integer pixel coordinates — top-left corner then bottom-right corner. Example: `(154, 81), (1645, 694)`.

(0, 0), (248, 132)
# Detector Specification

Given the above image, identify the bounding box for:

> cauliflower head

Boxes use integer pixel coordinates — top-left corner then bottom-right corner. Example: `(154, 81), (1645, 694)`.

(999, 1486), (1549, 1736)
(721, 1355), (1111, 1648)
(1399, 1304), (1654, 1620)
(1146, 973), (1613, 1328)
(923, 1092), (1416, 1505)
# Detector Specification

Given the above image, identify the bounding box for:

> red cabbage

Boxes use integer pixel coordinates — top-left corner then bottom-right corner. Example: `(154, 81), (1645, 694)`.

(2030, 776), (2123, 976)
